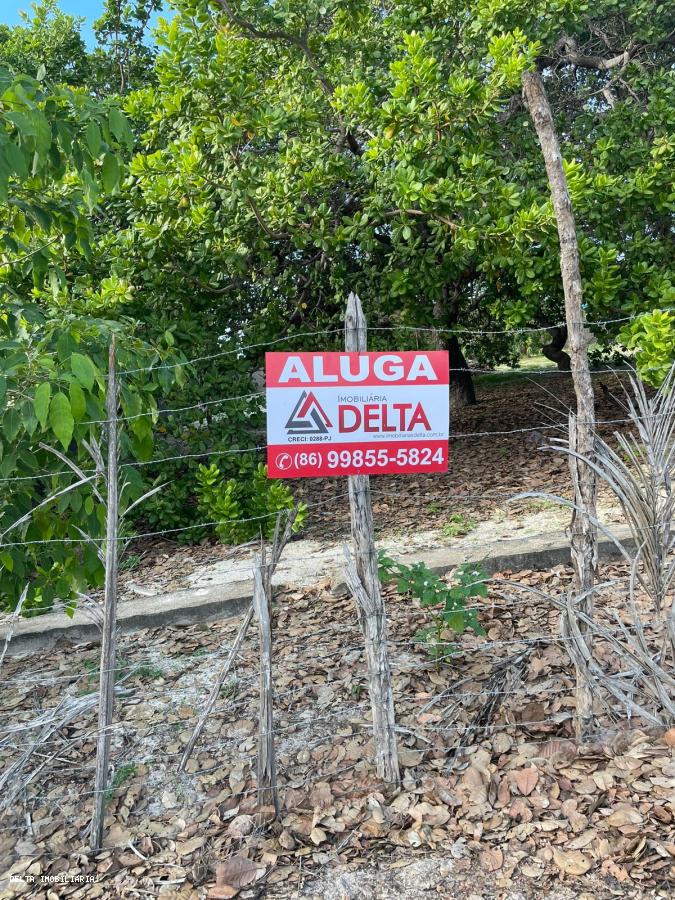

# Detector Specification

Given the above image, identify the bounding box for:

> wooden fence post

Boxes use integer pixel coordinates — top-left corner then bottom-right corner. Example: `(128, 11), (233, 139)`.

(344, 293), (385, 608)
(344, 293), (400, 786)
(180, 510), (297, 778)
(253, 547), (278, 815)
(90, 337), (120, 851)
(522, 72), (598, 739)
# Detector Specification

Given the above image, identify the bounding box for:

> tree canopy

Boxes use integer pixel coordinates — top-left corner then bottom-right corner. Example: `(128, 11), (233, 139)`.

(0, 0), (673, 611)
(0, 65), (183, 612)
(0, 0), (162, 95)
(108, 1), (672, 388)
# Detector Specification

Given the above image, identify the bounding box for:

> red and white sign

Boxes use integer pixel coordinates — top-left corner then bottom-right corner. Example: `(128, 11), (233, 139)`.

(266, 351), (449, 478)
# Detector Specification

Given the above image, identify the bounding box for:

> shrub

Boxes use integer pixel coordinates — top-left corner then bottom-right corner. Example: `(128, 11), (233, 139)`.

(195, 462), (307, 544)
(378, 553), (486, 660)
(620, 309), (675, 387)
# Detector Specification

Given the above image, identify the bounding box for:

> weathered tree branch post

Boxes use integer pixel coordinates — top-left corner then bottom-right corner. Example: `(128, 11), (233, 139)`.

(253, 547), (278, 815)
(91, 337), (120, 850)
(344, 293), (400, 786)
(180, 510), (297, 777)
(522, 71), (598, 739)
(345, 294), (383, 606)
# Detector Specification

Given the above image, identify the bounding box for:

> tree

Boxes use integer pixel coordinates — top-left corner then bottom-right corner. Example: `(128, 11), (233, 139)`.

(120, 0), (673, 405)
(496, 1), (675, 376)
(0, 0), (162, 97)
(0, 66), (183, 612)
(122, 1), (537, 407)
(0, 0), (89, 86)
(91, 0), (164, 96)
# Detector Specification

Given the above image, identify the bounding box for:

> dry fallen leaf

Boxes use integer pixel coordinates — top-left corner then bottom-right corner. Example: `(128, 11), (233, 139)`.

(207, 855), (264, 899)
(480, 846), (504, 872)
(605, 805), (643, 827)
(410, 802), (451, 828)
(398, 748), (424, 767)
(278, 830), (295, 851)
(515, 767), (539, 796)
(310, 827), (327, 845)
(567, 829), (598, 850)
(227, 815), (254, 839)
(552, 848), (593, 876)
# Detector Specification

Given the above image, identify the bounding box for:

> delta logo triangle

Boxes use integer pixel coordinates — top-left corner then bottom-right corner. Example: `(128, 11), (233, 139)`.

(285, 391), (332, 435)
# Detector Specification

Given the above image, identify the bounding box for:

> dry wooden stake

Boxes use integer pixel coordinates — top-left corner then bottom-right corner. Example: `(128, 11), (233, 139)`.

(252, 510), (297, 813)
(344, 546), (401, 785)
(522, 71), (598, 740)
(344, 293), (383, 611)
(344, 292), (400, 786)
(90, 337), (120, 850)
(253, 547), (278, 814)
(180, 508), (298, 773)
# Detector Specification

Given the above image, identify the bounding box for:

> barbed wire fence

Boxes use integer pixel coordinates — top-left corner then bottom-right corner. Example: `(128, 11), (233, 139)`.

(0, 304), (673, 891)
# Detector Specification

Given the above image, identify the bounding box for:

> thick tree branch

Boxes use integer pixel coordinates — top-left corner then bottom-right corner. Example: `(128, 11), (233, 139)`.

(539, 28), (675, 74)
(556, 35), (633, 71)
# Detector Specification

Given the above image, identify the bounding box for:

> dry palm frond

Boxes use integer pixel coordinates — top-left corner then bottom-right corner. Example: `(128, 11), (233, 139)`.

(509, 362), (675, 723)
(515, 363), (675, 617)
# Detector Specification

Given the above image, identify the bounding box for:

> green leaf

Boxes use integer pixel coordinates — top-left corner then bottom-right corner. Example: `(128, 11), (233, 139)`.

(70, 352), (97, 391)
(109, 107), (131, 145)
(33, 381), (51, 429)
(3, 406), (22, 442)
(85, 121), (102, 157)
(69, 382), (86, 422)
(4, 141), (28, 178)
(101, 153), (120, 192)
(21, 400), (38, 436)
(0, 375), (7, 405)
(49, 392), (75, 450)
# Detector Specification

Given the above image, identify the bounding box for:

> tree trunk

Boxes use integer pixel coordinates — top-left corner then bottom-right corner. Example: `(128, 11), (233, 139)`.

(523, 70), (598, 740)
(432, 290), (476, 408)
(447, 334), (476, 406)
(541, 326), (571, 371)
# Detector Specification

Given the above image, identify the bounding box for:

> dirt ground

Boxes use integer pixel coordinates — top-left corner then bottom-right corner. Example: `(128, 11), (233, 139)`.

(2, 369), (672, 898)
(1, 555), (673, 899)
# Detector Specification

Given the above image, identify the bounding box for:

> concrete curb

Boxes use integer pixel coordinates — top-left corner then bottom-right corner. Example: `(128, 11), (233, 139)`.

(1, 527), (632, 657)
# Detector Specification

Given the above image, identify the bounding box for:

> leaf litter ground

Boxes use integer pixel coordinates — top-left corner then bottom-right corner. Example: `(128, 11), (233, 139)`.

(1, 557), (673, 899)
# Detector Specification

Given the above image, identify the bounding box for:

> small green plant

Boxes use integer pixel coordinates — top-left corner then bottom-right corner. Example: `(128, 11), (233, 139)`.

(195, 462), (307, 544)
(220, 678), (238, 700)
(105, 764), (137, 804)
(78, 654), (135, 695)
(132, 665), (164, 681)
(442, 513), (476, 537)
(379, 554), (486, 661)
(120, 554), (143, 572)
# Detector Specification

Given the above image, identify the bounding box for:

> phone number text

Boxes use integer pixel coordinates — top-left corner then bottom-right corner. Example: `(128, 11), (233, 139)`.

(289, 447), (445, 469)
